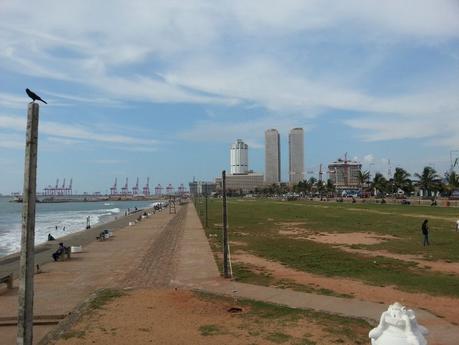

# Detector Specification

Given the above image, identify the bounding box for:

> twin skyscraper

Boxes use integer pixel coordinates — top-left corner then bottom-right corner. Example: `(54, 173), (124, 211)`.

(265, 128), (304, 185)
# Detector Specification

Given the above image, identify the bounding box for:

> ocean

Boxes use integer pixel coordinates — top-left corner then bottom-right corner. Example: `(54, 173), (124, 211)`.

(0, 196), (155, 257)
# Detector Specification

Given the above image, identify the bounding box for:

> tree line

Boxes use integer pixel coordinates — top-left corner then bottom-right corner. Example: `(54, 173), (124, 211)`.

(254, 166), (459, 198)
(357, 166), (459, 197)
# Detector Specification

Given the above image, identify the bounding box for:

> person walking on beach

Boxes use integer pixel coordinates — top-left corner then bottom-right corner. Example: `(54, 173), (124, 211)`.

(422, 219), (430, 246)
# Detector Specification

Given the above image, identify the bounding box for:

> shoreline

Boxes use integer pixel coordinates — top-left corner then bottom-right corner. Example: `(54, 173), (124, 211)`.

(0, 207), (159, 278)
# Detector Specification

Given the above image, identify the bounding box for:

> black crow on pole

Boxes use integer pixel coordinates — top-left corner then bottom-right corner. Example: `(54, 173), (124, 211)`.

(25, 88), (47, 104)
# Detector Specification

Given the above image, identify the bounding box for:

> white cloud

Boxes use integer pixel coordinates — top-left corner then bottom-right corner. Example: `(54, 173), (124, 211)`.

(0, 0), (458, 147)
(0, 92), (27, 109)
(179, 115), (309, 147)
(363, 154), (374, 163)
(89, 159), (127, 165)
(345, 114), (459, 144)
(0, 133), (23, 149)
(0, 114), (158, 147)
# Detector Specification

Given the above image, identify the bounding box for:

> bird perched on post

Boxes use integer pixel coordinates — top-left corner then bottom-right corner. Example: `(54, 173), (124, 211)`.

(25, 88), (47, 104)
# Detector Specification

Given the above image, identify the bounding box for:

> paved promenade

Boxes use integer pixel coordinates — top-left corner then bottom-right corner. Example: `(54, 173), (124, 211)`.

(173, 203), (459, 345)
(0, 207), (178, 344)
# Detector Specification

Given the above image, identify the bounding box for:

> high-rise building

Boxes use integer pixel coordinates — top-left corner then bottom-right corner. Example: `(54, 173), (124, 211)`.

(289, 128), (304, 184)
(230, 139), (249, 175)
(328, 156), (362, 191)
(265, 129), (281, 184)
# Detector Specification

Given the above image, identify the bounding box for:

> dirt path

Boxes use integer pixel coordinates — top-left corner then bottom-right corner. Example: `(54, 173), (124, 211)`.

(232, 252), (459, 325)
(55, 289), (369, 345)
(338, 247), (459, 275)
(123, 207), (186, 288)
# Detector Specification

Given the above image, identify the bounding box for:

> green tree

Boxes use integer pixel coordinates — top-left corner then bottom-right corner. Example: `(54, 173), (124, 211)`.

(392, 167), (413, 195)
(444, 171), (459, 196)
(415, 166), (439, 196)
(307, 177), (317, 194)
(372, 172), (387, 196)
(357, 170), (370, 193)
(317, 180), (326, 196)
(326, 179), (335, 195)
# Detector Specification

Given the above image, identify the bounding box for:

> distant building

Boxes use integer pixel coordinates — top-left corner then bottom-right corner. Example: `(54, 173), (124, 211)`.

(328, 156), (362, 190)
(289, 128), (304, 184)
(265, 129), (281, 184)
(189, 181), (216, 196)
(215, 173), (264, 193)
(230, 139), (249, 175)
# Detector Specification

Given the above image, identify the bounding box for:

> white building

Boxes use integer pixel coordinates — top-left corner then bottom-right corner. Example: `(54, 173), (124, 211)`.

(216, 173), (265, 193)
(265, 129), (281, 184)
(230, 139), (249, 175)
(289, 128), (304, 184)
(328, 156), (362, 190)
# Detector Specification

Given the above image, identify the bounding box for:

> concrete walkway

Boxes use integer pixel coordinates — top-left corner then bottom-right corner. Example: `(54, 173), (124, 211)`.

(0, 207), (177, 344)
(173, 203), (459, 345)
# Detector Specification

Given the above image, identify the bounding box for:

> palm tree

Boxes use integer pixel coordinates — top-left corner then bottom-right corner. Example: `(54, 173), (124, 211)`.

(445, 171), (459, 196)
(307, 177), (317, 195)
(357, 170), (370, 194)
(372, 172), (387, 196)
(317, 180), (326, 197)
(326, 179), (335, 196)
(415, 166), (439, 197)
(393, 167), (412, 195)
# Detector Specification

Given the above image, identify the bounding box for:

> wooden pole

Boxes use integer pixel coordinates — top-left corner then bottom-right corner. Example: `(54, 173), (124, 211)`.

(17, 102), (39, 345)
(222, 170), (229, 278)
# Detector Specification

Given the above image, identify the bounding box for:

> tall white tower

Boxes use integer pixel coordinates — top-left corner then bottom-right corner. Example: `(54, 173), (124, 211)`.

(265, 129), (281, 184)
(289, 128), (304, 184)
(230, 139), (249, 175)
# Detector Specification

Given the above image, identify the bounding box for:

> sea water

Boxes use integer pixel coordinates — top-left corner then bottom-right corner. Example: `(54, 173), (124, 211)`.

(0, 196), (155, 257)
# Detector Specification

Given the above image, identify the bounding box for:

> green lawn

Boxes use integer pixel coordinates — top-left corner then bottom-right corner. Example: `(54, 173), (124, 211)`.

(196, 197), (459, 298)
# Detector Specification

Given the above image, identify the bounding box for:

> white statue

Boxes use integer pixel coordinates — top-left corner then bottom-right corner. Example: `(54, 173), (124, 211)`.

(369, 302), (428, 345)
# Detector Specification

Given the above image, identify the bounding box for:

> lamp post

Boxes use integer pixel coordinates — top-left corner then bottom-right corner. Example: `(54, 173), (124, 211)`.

(222, 170), (230, 278)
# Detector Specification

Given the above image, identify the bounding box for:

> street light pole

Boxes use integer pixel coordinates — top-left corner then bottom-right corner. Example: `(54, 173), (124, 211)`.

(17, 102), (40, 345)
(222, 170), (230, 278)
(205, 185), (208, 228)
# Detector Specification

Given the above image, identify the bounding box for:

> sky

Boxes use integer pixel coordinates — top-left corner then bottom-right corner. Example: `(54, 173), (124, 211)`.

(0, 0), (458, 194)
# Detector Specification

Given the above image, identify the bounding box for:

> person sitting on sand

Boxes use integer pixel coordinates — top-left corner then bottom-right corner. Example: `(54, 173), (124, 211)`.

(48, 233), (56, 241)
(52, 242), (66, 261)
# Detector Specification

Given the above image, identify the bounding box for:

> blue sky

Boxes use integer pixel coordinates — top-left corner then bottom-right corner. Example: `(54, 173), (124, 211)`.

(0, 1), (458, 194)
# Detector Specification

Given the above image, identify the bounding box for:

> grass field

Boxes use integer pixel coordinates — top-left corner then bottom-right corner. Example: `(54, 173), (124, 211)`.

(197, 197), (459, 298)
